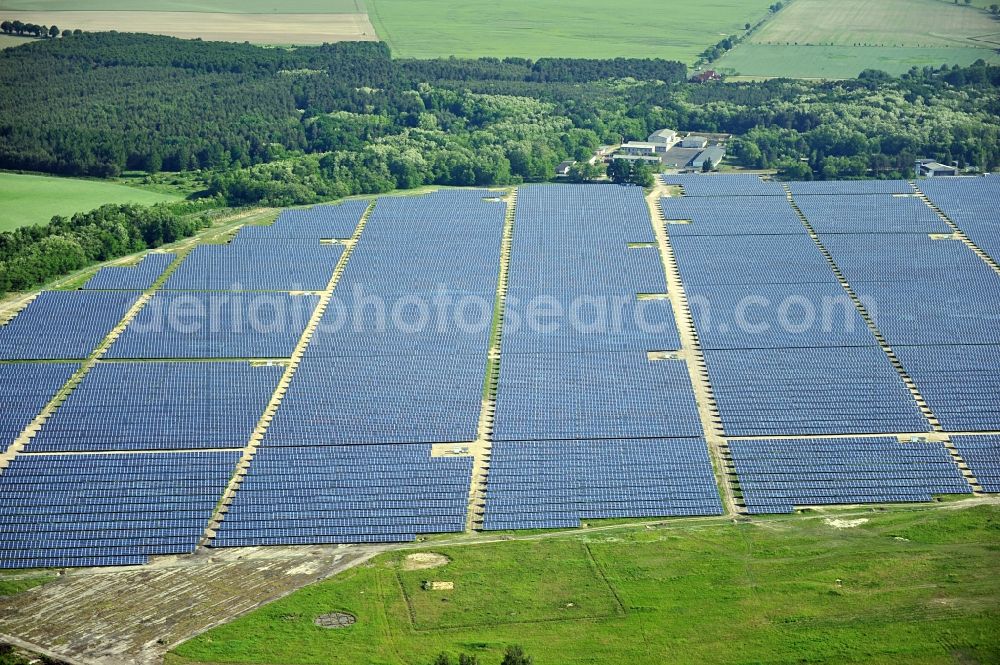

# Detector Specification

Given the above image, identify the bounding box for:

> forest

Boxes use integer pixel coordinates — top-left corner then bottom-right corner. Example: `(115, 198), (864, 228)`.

(1, 32), (999, 294)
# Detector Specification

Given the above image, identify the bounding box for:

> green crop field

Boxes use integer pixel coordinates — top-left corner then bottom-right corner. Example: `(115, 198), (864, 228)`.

(0, 0), (366, 12)
(366, 0), (775, 60)
(0, 173), (181, 231)
(716, 44), (1000, 79)
(720, 0), (1000, 78)
(0, 34), (33, 49)
(171, 503), (1000, 665)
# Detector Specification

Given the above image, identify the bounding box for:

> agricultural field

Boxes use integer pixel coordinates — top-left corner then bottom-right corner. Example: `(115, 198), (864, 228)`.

(718, 44), (1000, 79)
(0, 0), (366, 11)
(0, 34), (31, 48)
(366, 0), (775, 59)
(0, 10), (377, 44)
(0, 172), (180, 231)
(718, 0), (1000, 78)
(0, 0), (777, 59)
(170, 503), (1000, 665)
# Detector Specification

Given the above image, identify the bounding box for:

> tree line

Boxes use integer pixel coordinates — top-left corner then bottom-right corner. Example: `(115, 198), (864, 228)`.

(0, 202), (209, 296)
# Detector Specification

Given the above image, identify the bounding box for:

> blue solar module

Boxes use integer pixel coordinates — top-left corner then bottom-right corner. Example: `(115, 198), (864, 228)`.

(0, 291), (138, 360)
(482, 438), (723, 530)
(263, 354), (486, 446)
(796, 195), (949, 234)
(163, 240), (343, 292)
(363, 190), (506, 242)
(106, 292), (319, 359)
(27, 362), (281, 452)
(334, 190), (505, 297)
(788, 180), (914, 196)
(855, 277), (1000, 346)
(893, 346), (1000, 432)
(730, 437), (971, 514)
(307, 289), (492, 357)
(501, 294), (681, 354)
(685, 282), (877, 350)
(508, 242), (667, 297)
(670, 234), (837, 286)
(821, 232), (992, 284)
(493, 352), (703, 441)
(233, 200), (368, 241)
(0, 451), (238, 568)
(704, 347), (931, 436)
(661, 174), (786, 197)
(211, 444), (471, 547)
(0, 363), (78, 451)
(919, 176), (1000, 265)
(82, 253), (176, 290)
(660, 195), (806, 236)
(516, 184), (654, 243)
(951, 436), (1000, 493)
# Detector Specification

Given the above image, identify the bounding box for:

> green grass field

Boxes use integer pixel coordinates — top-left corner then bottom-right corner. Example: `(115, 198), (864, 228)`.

(716, 44), (1000, 79)
(0, 575), (54, 597)
(0, 173), (181, 231)
(171, 503), (1000, 665)
(751, 0), (1000, 48)
(0, 34), (33, 49)
(366, 0), (775, 60)
(720, 0), (1000, 78)
(0, 0), (365, 12)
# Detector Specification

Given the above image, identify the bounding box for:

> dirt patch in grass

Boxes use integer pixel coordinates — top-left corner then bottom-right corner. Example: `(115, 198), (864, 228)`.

(401, 553), (450, 571)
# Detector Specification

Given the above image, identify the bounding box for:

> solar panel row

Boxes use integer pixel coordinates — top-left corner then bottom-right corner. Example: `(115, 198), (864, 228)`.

(26, 362), (282, 452)
(82, 253), (176, 290)
(212, 444), (471, 547)
(729, 437), (971, 514)
(106, 292), (320, 359)
(482, 438), (722, 530)
(233, 200), (368, 241)
(0, 363), (79, 451)
(661, 174), (786, 197)
(0, 451), (238, 568)
(920, 176), (1000, 265)
(0, 291), (138, 360)
(951, 436), (1000, 493)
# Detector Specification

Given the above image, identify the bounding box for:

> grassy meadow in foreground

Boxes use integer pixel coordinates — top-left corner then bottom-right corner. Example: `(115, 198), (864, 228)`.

(171, 503), (1000, 665)
(0, 172), (180, 231)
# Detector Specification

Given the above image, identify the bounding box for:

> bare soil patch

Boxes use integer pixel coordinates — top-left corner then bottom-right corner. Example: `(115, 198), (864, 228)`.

(401, 552), (450, 571)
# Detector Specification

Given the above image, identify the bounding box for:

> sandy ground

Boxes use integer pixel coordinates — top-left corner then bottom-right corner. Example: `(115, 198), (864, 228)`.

(0, 11), (378, 44)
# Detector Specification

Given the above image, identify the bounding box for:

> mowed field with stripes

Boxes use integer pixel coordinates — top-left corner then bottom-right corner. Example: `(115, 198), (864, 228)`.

(717, 0), (1000, 78)
(1, 177), (999, 661)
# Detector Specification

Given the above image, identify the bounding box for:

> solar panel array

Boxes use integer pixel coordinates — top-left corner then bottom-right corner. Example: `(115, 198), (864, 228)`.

(893, 346), (1000, 432)
(212, 445), (472, 546)
(0, 451), (239, 569)
(3, 180), (998, 567)
(794, 194), (949, 234)
(951, 436), (1000, 493)
(27, 362), (282, 452)
(0, 291), (138, 360)
(660, 195), (806, 236)
(705, 347), (930, 436)
(0, 363), (78, 451)
(233, 200), (368, 241)
(83, 253), (176, 290)
(920, 176), (1000, 264)
(661, 173), (786, 197)
(106, 292), (319, 359)
(213, 190), (507, 548)
(730, 438), (972, 514)
(484, 184), (713, 529)
(482, 438), (723, 530)
(787, 180), (914, 196)
(164, 240), (344, 292)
